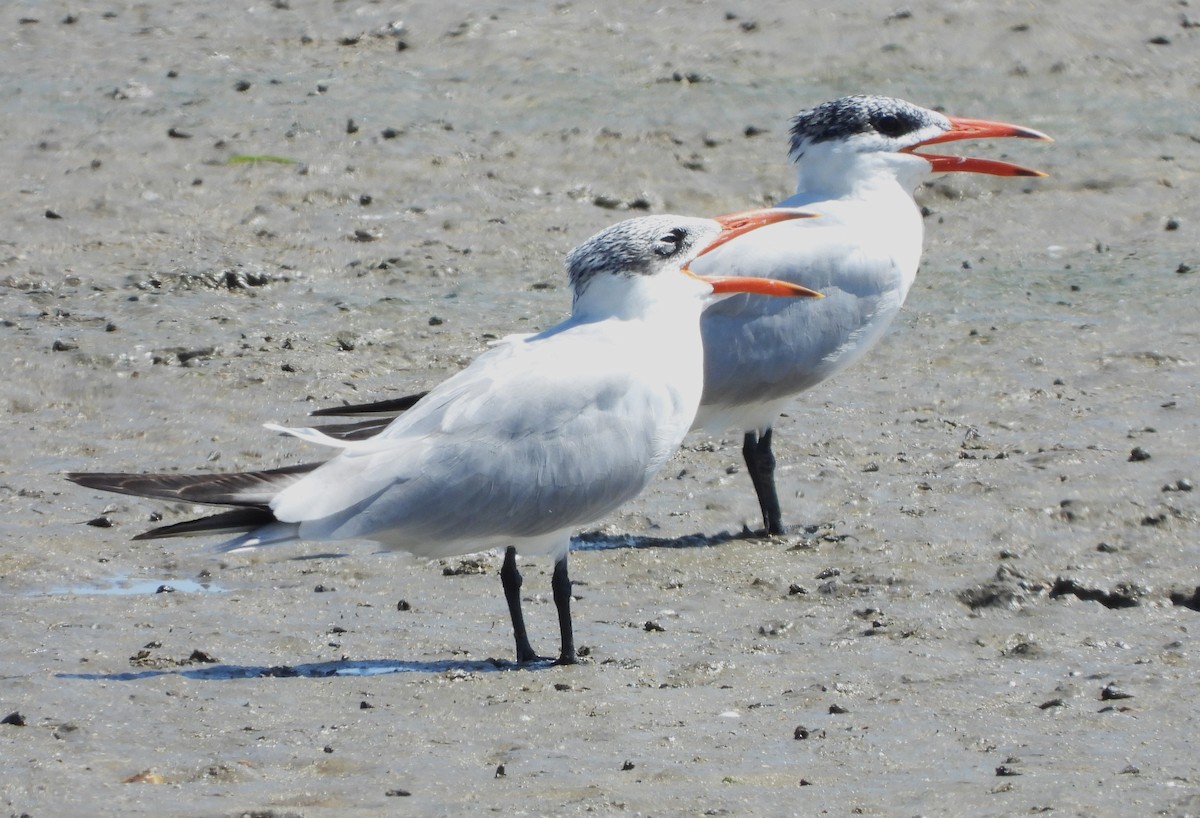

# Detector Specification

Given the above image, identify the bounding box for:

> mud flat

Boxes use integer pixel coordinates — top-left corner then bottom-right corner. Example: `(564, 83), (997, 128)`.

(1, 2), (1197, 816)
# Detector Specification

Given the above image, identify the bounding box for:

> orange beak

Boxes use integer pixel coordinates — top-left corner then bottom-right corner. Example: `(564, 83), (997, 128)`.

(686, 209), (824, 298)
(902, 115), (1053, 177)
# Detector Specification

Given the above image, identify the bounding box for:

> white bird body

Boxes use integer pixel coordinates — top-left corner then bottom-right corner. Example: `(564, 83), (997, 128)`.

(258, 269), (712, 562)
(687, 95), (1050, 534)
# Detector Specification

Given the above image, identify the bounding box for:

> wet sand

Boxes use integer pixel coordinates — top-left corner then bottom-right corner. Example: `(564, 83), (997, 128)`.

(2, 1), (1198, 816)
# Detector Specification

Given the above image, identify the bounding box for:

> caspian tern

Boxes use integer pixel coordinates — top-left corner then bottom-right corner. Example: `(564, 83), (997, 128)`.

(68, 209), (820, 666)
(691, 94), (1051, 534)
(307, 95), (1051, 538)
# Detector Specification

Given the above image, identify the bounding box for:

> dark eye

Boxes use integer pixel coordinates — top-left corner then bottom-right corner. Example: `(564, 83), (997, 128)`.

(873, 112), (908, 138)
(655, 227), (688, 256)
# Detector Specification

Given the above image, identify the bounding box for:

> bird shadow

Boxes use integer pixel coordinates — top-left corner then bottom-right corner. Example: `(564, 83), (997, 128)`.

(56, 655), (526, 683)
(572, 528), (752, 552)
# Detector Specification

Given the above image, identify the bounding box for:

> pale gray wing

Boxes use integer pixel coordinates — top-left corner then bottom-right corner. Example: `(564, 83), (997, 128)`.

(269, 323), (692, 554)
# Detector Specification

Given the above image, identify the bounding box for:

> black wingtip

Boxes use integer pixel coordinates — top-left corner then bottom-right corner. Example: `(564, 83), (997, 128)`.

(308, 418), (393, 441)
(310, 391), (428, 417)
(65, 463), (322, 506)
(66, 471), (135, 492)
(131, 507), (276, 540)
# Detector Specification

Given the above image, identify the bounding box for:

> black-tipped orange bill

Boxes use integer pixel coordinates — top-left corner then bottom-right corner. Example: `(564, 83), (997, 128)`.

(685, 207), (823, 298)
(903, 114), (1052, 177)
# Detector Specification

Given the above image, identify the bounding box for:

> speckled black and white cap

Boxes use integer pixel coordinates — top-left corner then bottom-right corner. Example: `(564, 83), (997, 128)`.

(566, 215), (718, 298)
(787, 95), (950, 161)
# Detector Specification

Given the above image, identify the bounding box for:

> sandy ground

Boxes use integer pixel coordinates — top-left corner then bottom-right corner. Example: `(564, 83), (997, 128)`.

(1, 1), (1198, 816)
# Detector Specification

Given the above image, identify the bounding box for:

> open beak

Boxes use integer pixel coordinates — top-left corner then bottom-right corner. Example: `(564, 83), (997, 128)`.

(903, 115), (1053, 177)
(684, 208), (823, 298)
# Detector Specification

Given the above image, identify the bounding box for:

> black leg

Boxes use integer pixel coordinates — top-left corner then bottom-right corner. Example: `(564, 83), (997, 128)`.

(551, 554), (576, 665)
(742, 428), (785, 536)
(500, 546), (542, 664)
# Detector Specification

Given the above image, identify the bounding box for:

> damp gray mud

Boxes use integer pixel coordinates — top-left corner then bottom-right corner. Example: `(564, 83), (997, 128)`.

(1, 2), (1198, 817)
(27, 576), (225, 597)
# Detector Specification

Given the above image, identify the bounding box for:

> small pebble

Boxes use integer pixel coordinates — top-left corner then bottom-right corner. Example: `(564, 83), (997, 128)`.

(1100, 683), (1133, 701)
(1128, 447), (1151, 462)
(1, 712), (26, 727)
(758, 621), (793, 636)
